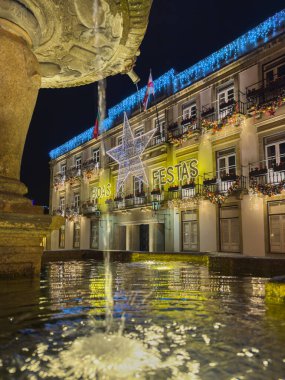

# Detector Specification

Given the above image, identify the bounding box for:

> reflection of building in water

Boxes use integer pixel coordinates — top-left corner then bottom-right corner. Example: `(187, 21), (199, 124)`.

(49, 10), (285, 256)
(47, 262), (93, 313)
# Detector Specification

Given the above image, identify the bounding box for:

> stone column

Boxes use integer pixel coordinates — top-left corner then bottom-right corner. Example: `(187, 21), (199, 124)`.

(0, 23), (63, 277)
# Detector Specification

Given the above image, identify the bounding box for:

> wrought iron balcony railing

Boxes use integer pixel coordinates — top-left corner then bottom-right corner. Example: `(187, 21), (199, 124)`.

(249, 157), (285, 186)
(246, 73), (285, 108)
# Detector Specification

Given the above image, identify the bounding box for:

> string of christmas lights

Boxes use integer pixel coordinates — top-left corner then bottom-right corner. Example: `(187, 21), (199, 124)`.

(49, 9), (285, 160)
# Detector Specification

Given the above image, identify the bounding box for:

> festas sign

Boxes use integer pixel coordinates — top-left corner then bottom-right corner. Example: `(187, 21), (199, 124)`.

(153, 160), (198, 185)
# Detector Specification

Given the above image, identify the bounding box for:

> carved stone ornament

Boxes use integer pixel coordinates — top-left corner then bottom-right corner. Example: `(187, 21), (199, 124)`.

(0, 0), (152, 88)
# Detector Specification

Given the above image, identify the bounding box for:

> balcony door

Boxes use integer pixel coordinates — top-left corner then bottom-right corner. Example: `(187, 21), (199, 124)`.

(268, 201), (285, 253)
(182, 210), (198, 251)
(265, 138), (285, 183)
(219, 206), (240, 253)
(218, 86), (234, 119)
(217, 148), (236, 192)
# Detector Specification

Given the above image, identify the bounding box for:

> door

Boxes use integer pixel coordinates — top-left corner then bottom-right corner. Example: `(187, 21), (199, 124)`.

(269, 215), (285, 253)
(140, 224), (149, 251)
(182, 221), (198, 251)
(118, 226), (126, 250)
(220, 218), (240, 252)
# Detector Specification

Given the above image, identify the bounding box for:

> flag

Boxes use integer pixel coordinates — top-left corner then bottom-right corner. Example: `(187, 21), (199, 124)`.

(142, 71), (155, 111)
(93, 110), (100, 139)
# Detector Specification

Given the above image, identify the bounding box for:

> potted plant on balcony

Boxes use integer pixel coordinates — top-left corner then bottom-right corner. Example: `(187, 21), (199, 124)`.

(249, 167), (268, 177)
(125, 194), (134, 200)
(203, 178), (217, 186)
(135, 190), (146, 198)
(201, 106), (215, 118)
(168, 185), (179, 192)
(182, 180), (195, 189)
(114, 195), (123, 202)
(168, 121), (178, 131)
(221, 173), (239, 182)
(273, 162), (285, 172)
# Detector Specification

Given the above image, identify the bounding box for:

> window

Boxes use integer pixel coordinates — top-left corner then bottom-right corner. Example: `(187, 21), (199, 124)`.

(218, 86), (234, 117)
(154, 118), (165, 135)
(59, 196), (65, 211)
(93, 148), (100, 163)
(61, 164), (66, 177)
(265, 136), (285, 169)
(265, 60), (285, 85)
(117, 136), (123, 145)
(90, 220), (99, 249)
(59, 225), (65, 249)
(75, 156), (81, 171)
(73, 193), (80, 209)
(182, 103), (196, 120)
(134, 176), (144, 196)
(134, 127), (144, 137)
(73, 222), (80, 248)
(217, 148), (236, 178)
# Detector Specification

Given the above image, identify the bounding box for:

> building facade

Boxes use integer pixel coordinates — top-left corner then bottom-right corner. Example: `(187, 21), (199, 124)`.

(49, 10), (285, 256)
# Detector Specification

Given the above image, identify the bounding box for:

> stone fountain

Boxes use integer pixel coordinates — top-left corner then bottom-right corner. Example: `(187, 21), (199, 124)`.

(0, 0), (152, 277)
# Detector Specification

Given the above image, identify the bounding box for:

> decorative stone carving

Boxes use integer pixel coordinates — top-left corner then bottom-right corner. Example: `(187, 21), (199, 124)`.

(0, 0), (152, 88)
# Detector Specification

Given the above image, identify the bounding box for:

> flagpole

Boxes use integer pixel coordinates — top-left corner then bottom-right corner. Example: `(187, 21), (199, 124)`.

(150, 69), (161, 134)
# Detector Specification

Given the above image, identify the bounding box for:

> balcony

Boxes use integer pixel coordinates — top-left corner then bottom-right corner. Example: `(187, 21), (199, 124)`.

(82, 158), (100, 179)
(112, 194), (149, 211)
(81, 200), (100, 216)
(201, 100), (246, 135)
(249, 158), (285, 196)
(168, 117), (201, 146)
(167, 183), (203, 200)
(53, 173), (65, 189)
(203, 170), (247, 195)
(246, 74), (285, 117)
(66, 166), (82, 184)
(147, 131), (167, 149)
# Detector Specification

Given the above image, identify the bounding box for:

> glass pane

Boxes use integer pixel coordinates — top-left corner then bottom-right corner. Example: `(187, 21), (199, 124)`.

(279, 143), (285, 162)
(228, 155), (236, 167)
(277, 64), (285, 78)
(267, 145), (276, 158)
(219, 157), (226, 169)
(266, 70), (274, 84)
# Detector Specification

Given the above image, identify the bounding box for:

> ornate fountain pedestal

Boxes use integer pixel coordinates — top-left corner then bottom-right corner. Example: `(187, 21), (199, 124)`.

(0, 0), (151, 277)
(0, 26), (63, 276)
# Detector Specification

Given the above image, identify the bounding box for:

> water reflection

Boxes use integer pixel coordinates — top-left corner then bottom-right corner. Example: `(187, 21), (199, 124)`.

(0, 255), (284, 379)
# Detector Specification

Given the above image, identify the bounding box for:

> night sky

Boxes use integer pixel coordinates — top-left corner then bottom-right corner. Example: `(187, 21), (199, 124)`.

(21, 0), (285, 206)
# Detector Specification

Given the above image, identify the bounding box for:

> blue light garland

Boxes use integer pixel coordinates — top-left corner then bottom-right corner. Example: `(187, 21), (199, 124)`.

(49, 9), (285, 160)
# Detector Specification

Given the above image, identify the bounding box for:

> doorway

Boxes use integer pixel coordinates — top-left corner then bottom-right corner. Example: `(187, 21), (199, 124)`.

(182, 210), (198, 251)
(268, 201), (285, 253)
(139, 224), (149, 251)
(219, 206), (240, 252)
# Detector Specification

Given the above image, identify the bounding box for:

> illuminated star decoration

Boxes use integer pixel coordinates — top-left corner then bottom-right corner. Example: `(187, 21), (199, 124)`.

(107, 113), (157, 193)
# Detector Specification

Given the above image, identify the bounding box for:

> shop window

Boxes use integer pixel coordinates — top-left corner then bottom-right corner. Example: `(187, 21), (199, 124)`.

(73, 222), (80, 248)
(59, 225), (65, 249)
